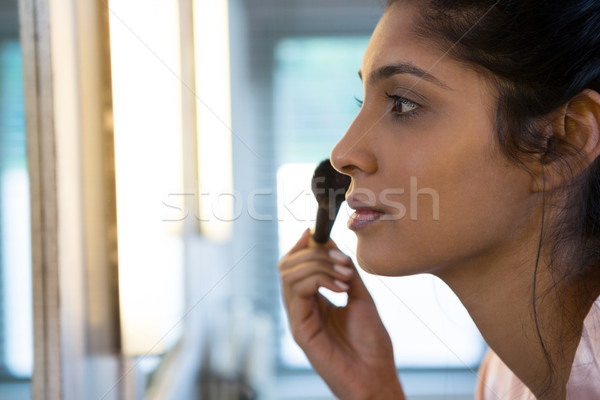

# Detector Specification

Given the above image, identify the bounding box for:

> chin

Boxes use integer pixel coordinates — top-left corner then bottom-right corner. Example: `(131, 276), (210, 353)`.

(355, 241), (405, 277)
(355, 238), (432, 277)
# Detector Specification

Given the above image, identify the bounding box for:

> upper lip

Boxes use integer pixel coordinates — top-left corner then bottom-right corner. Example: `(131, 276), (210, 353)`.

(346, 192), (385, 213)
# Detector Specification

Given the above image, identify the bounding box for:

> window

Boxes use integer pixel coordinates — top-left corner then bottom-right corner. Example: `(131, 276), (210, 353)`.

(273, 37), (486, 372)
(0, 39), (33, 379)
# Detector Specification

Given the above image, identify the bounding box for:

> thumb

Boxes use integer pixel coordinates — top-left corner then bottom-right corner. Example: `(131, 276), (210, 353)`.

(289, 228), (311, 253)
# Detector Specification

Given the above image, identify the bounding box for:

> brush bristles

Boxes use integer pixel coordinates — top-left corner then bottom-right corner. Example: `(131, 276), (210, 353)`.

(311, 159), (351, 205)
(311, 159), (351, 244)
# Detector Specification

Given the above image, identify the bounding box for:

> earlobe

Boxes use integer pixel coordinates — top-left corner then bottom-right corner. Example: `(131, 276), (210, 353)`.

(530, 89), (600, 193)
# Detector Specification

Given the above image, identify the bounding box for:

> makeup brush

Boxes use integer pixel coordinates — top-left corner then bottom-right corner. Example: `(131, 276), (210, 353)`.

(311, 159), (351, 244)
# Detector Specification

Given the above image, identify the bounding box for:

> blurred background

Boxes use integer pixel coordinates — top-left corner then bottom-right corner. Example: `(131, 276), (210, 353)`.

(0, 0), (486, 399)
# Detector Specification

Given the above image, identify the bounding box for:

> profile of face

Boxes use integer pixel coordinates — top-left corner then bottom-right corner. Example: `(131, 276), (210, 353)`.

(331, 1), (542, 278)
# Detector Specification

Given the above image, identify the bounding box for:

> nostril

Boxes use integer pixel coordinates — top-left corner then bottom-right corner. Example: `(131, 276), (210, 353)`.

(330, 150), (353, 176)
(338, 164), (355, 175)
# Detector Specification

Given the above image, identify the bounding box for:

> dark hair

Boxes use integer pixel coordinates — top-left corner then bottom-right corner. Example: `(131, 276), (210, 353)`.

(385, 0), (600, 393)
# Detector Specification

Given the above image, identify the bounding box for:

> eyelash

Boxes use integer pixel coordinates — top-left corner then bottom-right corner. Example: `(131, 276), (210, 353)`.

(353, 94), (420, 120)
(385, 92), (419, 120)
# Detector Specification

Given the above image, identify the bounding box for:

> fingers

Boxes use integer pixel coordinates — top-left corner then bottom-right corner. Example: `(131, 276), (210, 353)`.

(345, 265), (373, 301)
(281, 260), (353, 294)
(279, 233), (354, 307)
(278, 246), (352, 272)
(278, 229), (374, 303)
(284, 269), (351, 299)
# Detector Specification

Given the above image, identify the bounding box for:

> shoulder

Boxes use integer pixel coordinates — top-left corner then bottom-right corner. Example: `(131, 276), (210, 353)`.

(475, 349), (535, 400)
(476, 297), (600, 400)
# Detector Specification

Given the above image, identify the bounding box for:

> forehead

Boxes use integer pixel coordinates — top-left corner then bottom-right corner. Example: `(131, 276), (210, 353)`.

(362, 2), (476, 90)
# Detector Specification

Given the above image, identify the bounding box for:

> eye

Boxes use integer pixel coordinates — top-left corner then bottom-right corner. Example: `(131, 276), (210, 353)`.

(385, 92), (419, 116)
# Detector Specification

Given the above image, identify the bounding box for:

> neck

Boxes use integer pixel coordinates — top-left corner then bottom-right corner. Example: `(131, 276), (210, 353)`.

(435, 233), (595, 399)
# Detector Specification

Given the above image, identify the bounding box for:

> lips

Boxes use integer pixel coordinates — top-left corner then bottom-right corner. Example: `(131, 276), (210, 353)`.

(348, 208), (384, 230)
(346, 194), (385, 231)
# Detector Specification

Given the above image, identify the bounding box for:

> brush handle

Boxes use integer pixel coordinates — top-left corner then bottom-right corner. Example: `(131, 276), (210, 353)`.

(312, 204), (341, 244)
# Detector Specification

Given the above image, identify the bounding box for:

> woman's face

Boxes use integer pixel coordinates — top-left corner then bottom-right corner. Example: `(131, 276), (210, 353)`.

(331, 1), (540, 277)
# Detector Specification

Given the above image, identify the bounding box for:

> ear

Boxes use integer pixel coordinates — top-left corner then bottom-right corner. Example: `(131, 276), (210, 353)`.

(530, 89), (600, 192)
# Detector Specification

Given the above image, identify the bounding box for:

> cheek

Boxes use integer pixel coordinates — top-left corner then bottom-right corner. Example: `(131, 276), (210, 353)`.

(361, 119), (534, 274)
(395, 113), (523, 220)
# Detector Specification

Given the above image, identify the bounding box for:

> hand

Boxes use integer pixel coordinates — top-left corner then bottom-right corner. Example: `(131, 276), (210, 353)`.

(278, 229), (406, 400)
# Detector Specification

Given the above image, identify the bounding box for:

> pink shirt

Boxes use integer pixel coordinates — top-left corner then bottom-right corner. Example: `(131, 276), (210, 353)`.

(475, 297), (600, 399)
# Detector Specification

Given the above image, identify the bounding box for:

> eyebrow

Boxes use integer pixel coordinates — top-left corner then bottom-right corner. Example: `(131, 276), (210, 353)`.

(358, 62), (452, 90)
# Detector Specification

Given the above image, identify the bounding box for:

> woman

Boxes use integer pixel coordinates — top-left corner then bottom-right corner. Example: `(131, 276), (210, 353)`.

(278, 0), (600, 399)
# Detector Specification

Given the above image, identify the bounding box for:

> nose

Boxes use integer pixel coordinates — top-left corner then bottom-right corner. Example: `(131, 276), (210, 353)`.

(330, 110), (378, 177)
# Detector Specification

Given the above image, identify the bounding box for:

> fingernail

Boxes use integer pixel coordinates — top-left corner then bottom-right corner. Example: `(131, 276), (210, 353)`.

(333, 264), (353, 276)
(334, 279), (350, 291)
(329, 249), (349, 263)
